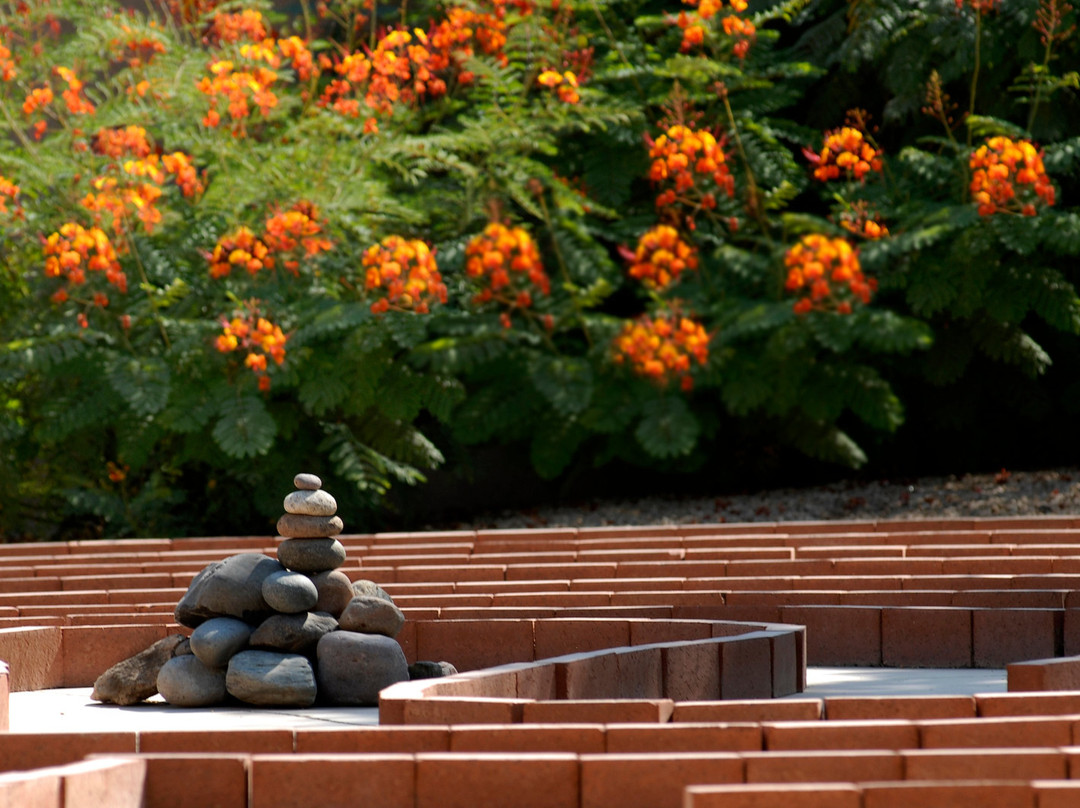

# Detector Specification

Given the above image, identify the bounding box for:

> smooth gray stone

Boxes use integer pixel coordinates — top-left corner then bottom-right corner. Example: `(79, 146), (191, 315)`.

(293, 473), (322, 490)
(91, 634), (188, 706)
(225, 650), (317, 707)
(157, 654), (227, 707)
(174, 553), (284, 628)
(352, 579), (395, 605)
(277, 537), (346, 573)
(249, 611), (339, 653)
(276, 513), (343, 538)
(312, 570), (354, 617)
(261, 570), (319, 613)
(284, 489), (337, 517)
(316, 631), (408, 706)
(338, 595), (405, 638)
(409, 660), (459, 680)
(189, 617), (252, 668)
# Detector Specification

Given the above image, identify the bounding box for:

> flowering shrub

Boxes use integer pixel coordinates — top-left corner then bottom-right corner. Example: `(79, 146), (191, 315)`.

(3, 0), (1080, 540)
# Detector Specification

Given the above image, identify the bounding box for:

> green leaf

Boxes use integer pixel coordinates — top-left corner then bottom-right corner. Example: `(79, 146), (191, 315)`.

(530, 419), (587, 479)
(528, 354), (594, 416)
(965, 115), (1029, 140)
(108, 356), (171, 417)
(635, 396), (700, 459)
(212, 395), (277, 458)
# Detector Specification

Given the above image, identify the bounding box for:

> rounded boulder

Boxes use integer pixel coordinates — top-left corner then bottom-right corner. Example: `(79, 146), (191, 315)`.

(226, 650), (317, 707)
(174, 553), (284, 628)
(190, 617), (252, 668)
(338, 595), (405, 638)
(262, 570), (319, 613)
(157, 655), (227, 707)
(316, 631), (408, 706)
(277, 538), (346, 573)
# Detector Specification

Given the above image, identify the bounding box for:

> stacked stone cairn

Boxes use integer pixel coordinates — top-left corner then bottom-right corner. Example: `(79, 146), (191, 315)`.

(92, 473), (452, 709)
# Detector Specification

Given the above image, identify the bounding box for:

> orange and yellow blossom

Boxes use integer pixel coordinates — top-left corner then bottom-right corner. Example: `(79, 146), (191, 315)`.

(215, 307), (288, 390)
(208, 227), (273, 278)
(93, 125), (154, 159)
(465, 222), (550, 326)
(955, 0), (1000, 11)
(54, 67), (95, 115)
(0, 175), (20, 217)
(536, 69), (580, 104)
(264, 202), (333, 272)
(969, 136), (1055, 216)
(43, 223), (128, 297)
(811, 126), (883, 182)
(612, 313), (710, 391)
(649, 124), (735, 217)
(783, 234), (875, 315)
(208, 9), (268, 43)
(0, 44), (16, 81)
(628, 225), (699, 290)
(363, 235), (447, 314)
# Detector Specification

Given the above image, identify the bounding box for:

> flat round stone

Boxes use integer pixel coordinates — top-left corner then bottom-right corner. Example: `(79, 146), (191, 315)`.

(284, 489), (337, 517)
(277, 513), (343, 538)
(293, 473), (322, 490)
(157, 655), (227, 707)
(277, 538), (347, 573)
(261, 570), (319, 613)
(190, 617), (251, 668)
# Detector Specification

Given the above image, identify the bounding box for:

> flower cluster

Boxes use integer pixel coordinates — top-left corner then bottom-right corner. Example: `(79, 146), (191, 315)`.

(109, 24), (167, 69)
(612, 313), (710, 390)
(362, 236), (447, 314)
(208, 227), (273, 278)
(969, 136), (1056, 216)
(810, 126), (883, 182)
(537, 69), (580, 104)
(955, 0), (1001, 11)
(784, 234), (875, 314)
(837, 201), (889, 240)
(628, 225), (699, 290)
(22, 85), (53, 140)
(264, 202), (334, 272)
(0, 175), (20, 218)
(676, 0), (755, 58)
(648, 124), (735, 220)
(0, 44), (16, 81)
(43, 223), (128, 315)
(429, 7), (509, 74)
(465, 222), (550, 326)
(92, 125), (154, 159)
(55, 67), (95, 115)
(214, 306), (288, 391)
(207, 9), (268, 44)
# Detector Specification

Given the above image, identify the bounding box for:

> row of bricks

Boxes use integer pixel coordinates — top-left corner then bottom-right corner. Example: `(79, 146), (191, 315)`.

(11, 749), (1080, 808)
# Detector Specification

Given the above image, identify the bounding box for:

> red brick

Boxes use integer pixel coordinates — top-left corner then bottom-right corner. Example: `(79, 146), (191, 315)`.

(1064, 610), (1080, 656)
(0, 662), (7, 732)
(769, 630), (800, 697)
(824, 696), (975, 721)
(902, 748), (1066, 780)
(53, 757), (146, 808)
(0, 732), (136, 773)
(523, 699), (674, 724)
(684, 783), (862, 808)
(615, 646), (663, 698)
(881, 608), (972, 667)
(863, 782), (1035, 808)
(977, 692), (1080, 717)
(0, 768), (61, 808)
(295, 726), (450, 753)
(953, 590), (1067, 609)
(659, 640), (720, 701)
(251, 754), (414, 808)
(763, 719), (918, 751)
(778, 606), (881, 666)
(743, 749), (902, 783)
(506, 563), (617, 580)
(534, 619), (630, 659)
(974, 610), (1064, 668)
(1008, 657), (1080, 691)
(0, 626), (63, 690)
(555, 650), (618, 700)
(581, 753), (743, 808)
(122, 754), (248, 808)
(918, 716), (1073, 748)
(449, 723), (606, 753)
(402, 697), (526, 725)
(515, 662), (557, 700)
(1035, 780), (1080, 808)
(672, 700), (822, 723)
(606, 722), (762, 753)
(414, 619), (534, 671)
(60, 624), (171, 687)
(416, 753), (578, 808)
(139, 729), (293, 754)
(720, 634), (772, 700)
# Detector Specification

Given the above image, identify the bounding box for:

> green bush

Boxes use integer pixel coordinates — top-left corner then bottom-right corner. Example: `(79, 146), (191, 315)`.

(1, 0), (1078, 539)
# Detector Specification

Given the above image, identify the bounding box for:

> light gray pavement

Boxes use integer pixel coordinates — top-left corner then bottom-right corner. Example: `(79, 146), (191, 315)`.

(9, 667), (1006, 733)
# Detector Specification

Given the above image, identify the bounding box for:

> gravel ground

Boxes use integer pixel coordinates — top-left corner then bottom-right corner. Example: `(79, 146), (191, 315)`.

(447, 467), (1080, 529)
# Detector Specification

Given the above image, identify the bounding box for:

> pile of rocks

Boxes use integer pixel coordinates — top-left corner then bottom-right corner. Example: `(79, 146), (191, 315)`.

(92, 473), (448, 709)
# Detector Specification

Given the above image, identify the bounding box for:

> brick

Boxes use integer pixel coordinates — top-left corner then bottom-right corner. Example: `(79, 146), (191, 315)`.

(295, 727), (450, 753)
(902, 748), (1066, 780)
(881, 608), (972, 667)
(515, 662), (557, 700)
(863, 782), (1035, 808)
(450, 724), (606, 753)
(60, 624), (171, 687)
(918, 717), (1073, 748)
(614, 646), (663, 699)
(416, 753), (578, 808)
(554, 650), (618, 700)
(0, 732), (136, 773)
(523, 699), (674, 724)
(720, 634), (773, 700)
(977, 692), (1080, 717)
(769, 630), (799, 697)
(1008, 656), (1080, 691)
(974, 610), (1064, 668)
(1035, 780), (1080, 808)
(778, 606), (881, 666)
(251, 754), (414, 808)
(743, 749), (902, 783)
(37, 758), (145, 808)
(415, 620), (534, 671)
(659, 640), (720, 701)
(606, 722), (761, 753)
(115, 754), (248, 808)
(0, 627), (63, 691)
(0, 768), (62, 808)
(763, 719), (918, 751)
(581, 753), (743, 808)
(824, 696), (976, 721)
(0, 662), (7, 732)
(672, 699), (822, 723)
(139, 729), (294, 754)
(534, 619), (630, 659)
(1063, 610), (1080, 656)
(402, 697), (526, 725)
(685, 783), (862, 808)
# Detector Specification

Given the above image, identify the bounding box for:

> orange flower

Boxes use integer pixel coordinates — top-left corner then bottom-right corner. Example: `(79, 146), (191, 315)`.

(0, 175), (20, 217)
(628, 225), (699, 290)
(363, 235), (446, 314)
(208, 9), (268, 44)
(215, 304), (288, 388)
(648, 124), (735, 220)
(465, 222), (549, 325)
(536, 69), (581, 103)
(22, 86), (53, 115)
(43, 223), (128, 301)
(969, 136), (1055, 216)
(263, 201), (333, 272)
(93, 126), (153, 159)
(207, 227), (274, 277)
(955, 0), (1000, 11)
(612, 312), (710, 390)
(55, 66), (95, 115)
(783, 234), (875, 314)
(0, 44), (16, 81)
(811, 126), (883, 182)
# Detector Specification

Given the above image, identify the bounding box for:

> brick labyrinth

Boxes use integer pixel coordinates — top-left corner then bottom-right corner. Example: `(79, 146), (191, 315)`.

(4, 517), (1080, 805)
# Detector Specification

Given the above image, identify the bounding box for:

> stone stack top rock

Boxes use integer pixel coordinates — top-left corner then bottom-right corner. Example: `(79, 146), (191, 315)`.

(276, 473), (343, 539)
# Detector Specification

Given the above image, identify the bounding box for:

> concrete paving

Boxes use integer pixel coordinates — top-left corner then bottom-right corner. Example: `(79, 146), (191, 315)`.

(9, 667), (1006, 733)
